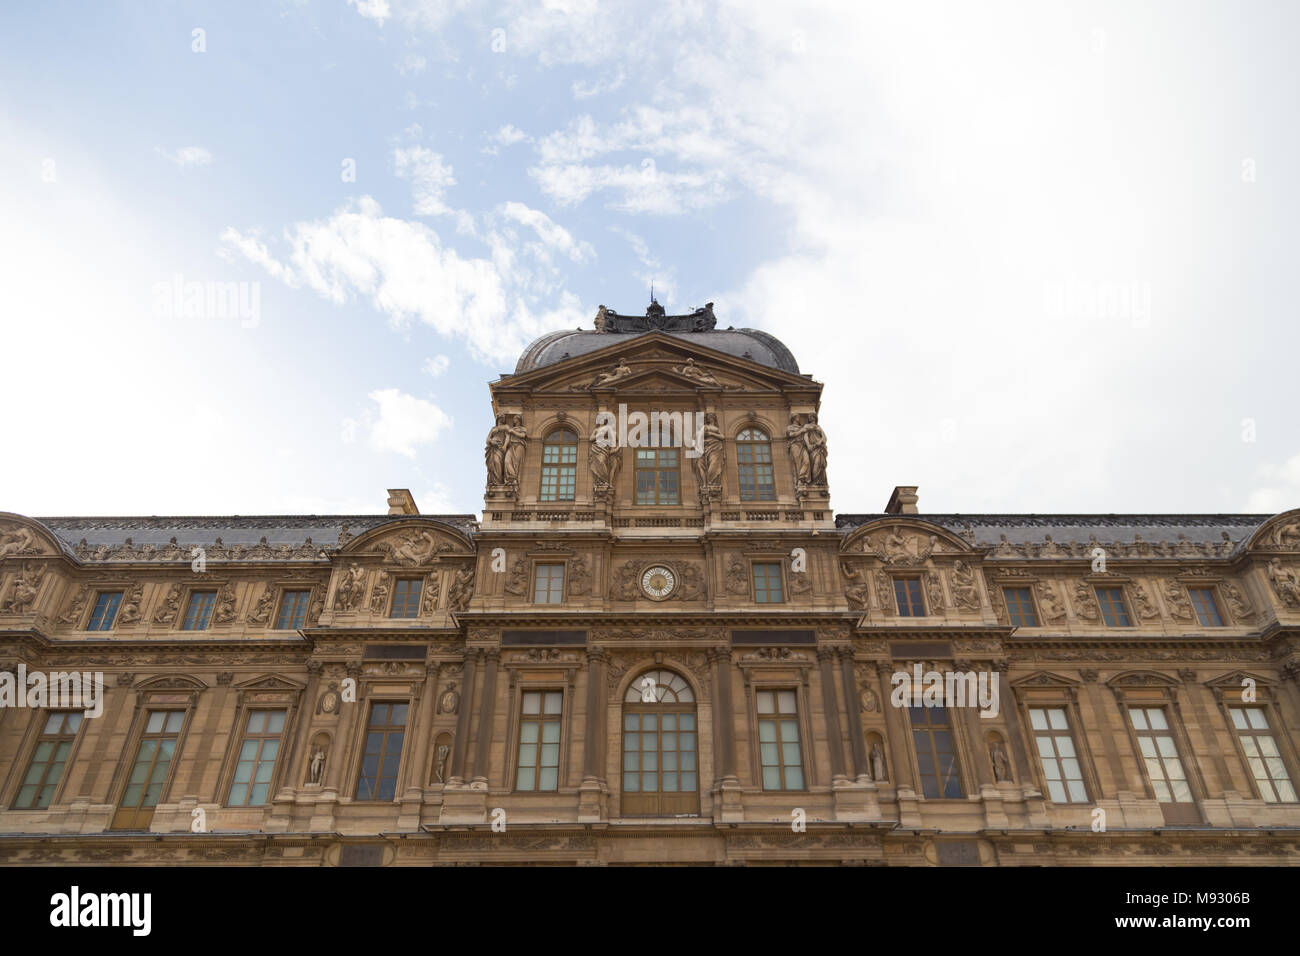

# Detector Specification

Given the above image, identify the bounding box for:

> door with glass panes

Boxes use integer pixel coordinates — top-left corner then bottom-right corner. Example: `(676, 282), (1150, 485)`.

(621, 669), (698, 815)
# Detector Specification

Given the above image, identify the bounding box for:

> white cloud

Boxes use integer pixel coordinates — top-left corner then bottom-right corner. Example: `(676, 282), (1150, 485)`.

(217, 227), (298, 286)
(494, 124), (529, 146)
(347, 388), (453, 458)
(418, 481), (457, 513)
(393, 146), (456, 215)
(572, 69), (625, 100)
(1248, 453), (1300, 513)
(156, 146), (213, 168)
(347, 0), (391, 24)
(423, 354), (450, 377)
(396, 53), (427, 76)
(499, 201), (594, 264)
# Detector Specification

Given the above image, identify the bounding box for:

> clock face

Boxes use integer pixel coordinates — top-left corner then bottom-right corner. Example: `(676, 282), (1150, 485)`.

(640, 565), (676, 600)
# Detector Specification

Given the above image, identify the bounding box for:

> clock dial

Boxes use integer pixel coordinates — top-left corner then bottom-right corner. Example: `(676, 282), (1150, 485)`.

(640, 565), (676, 600)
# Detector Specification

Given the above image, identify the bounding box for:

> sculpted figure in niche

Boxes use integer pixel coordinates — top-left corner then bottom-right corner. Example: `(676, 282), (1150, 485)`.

(990, 740), (1013, 782)
(334, 564), (366, 611)
(1035, 582), (1067, 622)
(117, 583), (144, 625)
(568, 556), (591, 596)
(308, 747), (326, 785)
(1131, 583), (1161, 620)
(434, 744), (450, 783)
(369, 571), (390, 612)
(693, 413), (725, 493)
(504, 558), (528, 597)
(502, 415), (528, 487)
(592, 358), (633, 387)
(152, 583), (183, 625)
(248, 585), (276, 625)
(484, 414), (510, 486)
(1163, 580), (1194, 620)
(870, 742), (888, 782)
(59, 585), (90, 626)
(679, 563), (706, 601)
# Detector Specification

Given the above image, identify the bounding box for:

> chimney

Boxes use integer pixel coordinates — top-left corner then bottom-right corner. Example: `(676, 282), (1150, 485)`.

(884, 486), (919, 515)
(386, 489), (419, 516)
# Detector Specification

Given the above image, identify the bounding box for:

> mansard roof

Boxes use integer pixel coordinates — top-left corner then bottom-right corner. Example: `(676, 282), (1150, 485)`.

(514, 301), (801, 375)
(36, 513), (479, 557)
(835, 513), (1268, 555)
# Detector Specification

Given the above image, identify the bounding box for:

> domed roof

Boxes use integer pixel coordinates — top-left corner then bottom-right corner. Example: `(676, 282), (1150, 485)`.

(514, 301), (800, 375)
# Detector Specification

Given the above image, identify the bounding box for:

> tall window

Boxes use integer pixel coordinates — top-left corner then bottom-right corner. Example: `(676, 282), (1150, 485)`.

(1095, 587), (1132, 627)
(736, 428), (775, 501)
(910, 705), (962, 798)
(752, 562), (784, 603)
(1229, 707), (1295, 803)
(622, 670), (698, 815)
(1028, 706), (1087, 802)
(1129, 706), (1192, 803)
(356, 701), (407, 801)
(14, 711), (83, 809)
(895, 577), (925, 617)
(390, 579), (422, 618)
(182, 591), (216, 630)
(1189, 587), (1224, 627)
(112, 710), (185, 829)
(635, 448), (679, 505)
(757, 689), (804, 790)
(275, 590), (311, 629)
(228, 709), (286, 807)
(516, 690), (562, 791)
(86, 591), (123, 631)
(1004, 587), (1038, 627)
(540, 428), (578, 501)
(533, 563), (565, 604)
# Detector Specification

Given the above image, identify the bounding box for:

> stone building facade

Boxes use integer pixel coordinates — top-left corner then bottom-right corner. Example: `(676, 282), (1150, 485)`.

(2, 301), (1299, 865)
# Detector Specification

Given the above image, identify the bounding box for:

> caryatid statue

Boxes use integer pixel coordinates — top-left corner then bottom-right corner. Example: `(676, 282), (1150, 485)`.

(502, 415), (528, 488)
(588, 421), (622, 492)
(693, 413), (725, 494)
(484, 414), (510, 486)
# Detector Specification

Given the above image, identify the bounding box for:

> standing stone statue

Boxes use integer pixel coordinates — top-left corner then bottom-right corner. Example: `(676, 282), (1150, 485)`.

(308, 747), (325, 785)
(484, 414), (510, 486)
(434, 744), (450, 784)
(786, 414), (811, 486)
(693, 413), (725, 493)
(870, 742), (888, 782)
(589, 423), (622, 492)
(990, 740), (1012, 782)
(502, 415), (528, 488)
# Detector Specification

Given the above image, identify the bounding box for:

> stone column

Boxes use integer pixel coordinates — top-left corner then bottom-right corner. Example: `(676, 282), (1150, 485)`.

(471, 648), (500, 786)
(582, 648), (608, 783)
(817, 647), (846, 781)
(711, 647), (738, 784)
(448, 649), (478, 785)
(838, 648), (870, 781)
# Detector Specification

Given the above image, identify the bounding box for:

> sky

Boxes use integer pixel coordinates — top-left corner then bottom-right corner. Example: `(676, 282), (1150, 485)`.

(2, 0), (1298, 519)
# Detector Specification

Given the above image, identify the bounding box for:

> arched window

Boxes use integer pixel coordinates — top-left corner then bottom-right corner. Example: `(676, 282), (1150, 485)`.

(622, 669), (698, 815)
(539, 428), (578, 501)
(736, 427), (775, 501)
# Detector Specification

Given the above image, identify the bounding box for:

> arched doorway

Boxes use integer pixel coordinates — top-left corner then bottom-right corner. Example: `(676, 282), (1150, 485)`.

(621, 668), (698, 816)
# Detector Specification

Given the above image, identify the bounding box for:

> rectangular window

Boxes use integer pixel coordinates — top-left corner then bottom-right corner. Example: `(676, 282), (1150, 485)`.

(757, 690), (804, 790)
(1189, 587), (1224, 627)
(1129, 706), (1192, 803)
(910, 705), (962, 798)
(540, 443), (577, 501)
(86, 591), (123, 631)
(112, 710), (185, 829)
(894, 577), (925, 617)
(1029, 706), (1087, 803)
(634, 448), (679, 505)
(274, 590), (311, 629)
(533, 563), (565, 604)
(1004, 587), (1038, 627)
(390, 579), (422, 618)
(14, 711), (83, 809)
(356, 701), (408, 801)
(228, 709), (286, 807)
(182, 591), (216, 630)
(752, 562), (784, 603)
(1229, 707), (1296, 803)
(1095, 587), (1132, 627)
(737, 441), (775, 500)
(516, 690), (563, 791)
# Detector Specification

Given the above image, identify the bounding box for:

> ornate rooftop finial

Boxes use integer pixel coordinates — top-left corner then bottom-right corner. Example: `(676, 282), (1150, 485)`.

(595, 300), (716, 333)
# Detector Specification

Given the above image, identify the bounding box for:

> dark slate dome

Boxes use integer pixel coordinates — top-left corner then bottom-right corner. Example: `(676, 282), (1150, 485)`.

(514, 301), (800, 375)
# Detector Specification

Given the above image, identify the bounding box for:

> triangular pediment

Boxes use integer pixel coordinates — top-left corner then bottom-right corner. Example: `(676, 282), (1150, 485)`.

(498, 332), (816, 398)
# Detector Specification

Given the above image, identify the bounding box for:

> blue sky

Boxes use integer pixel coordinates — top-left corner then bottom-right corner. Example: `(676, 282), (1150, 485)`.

(3, 1), (1299, 518)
